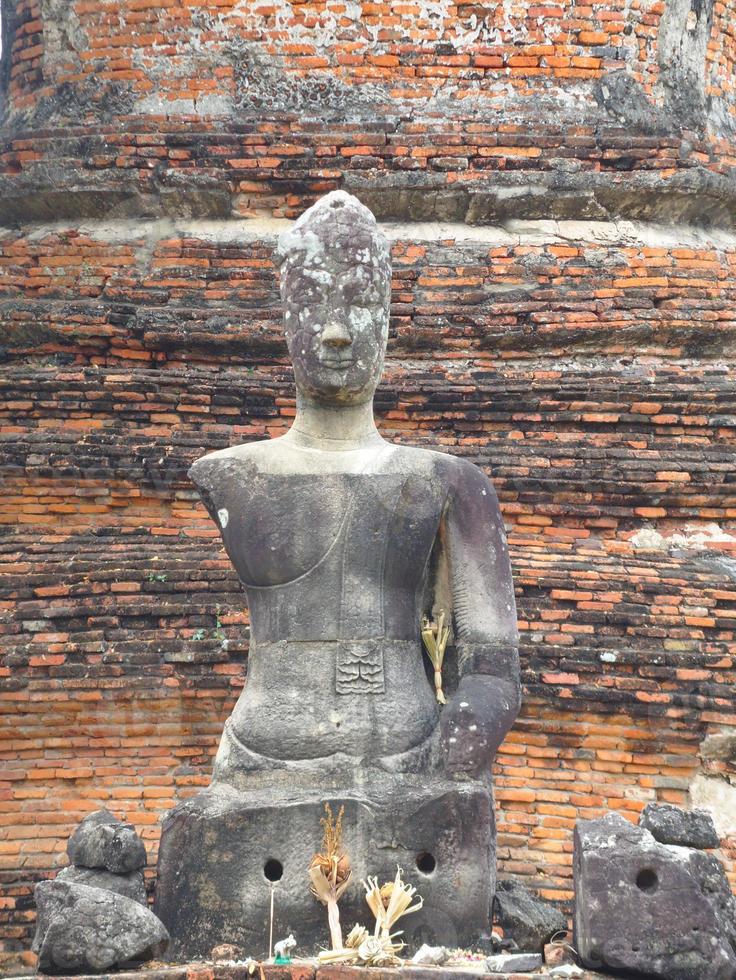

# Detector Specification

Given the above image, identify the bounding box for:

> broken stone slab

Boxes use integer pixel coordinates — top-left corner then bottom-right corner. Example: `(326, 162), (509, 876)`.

(57, 865), (146, 904)
(574, 811), (736, 980)
(639, 802), (719, 849)
(486, 952), (543, 973)
(67, 809), (147, 874)
(494, 880), (568, 953)
(33, 879), (169, 974)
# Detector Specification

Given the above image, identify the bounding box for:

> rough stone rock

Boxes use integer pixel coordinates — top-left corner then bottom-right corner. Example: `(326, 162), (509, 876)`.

(410, 944), (450, 965)
(471, 932), (505, 956)
(486, 952), (543, 973)
(574, 812), (736, 980)
(494, 880), (568, 953)
(639, 802), (720, 849)
(595, 70), (665, 133)
(33, 879), (169, 974)
(67, 809), (147, 874)
(211, 943), (244, 962)
(57, 865), (147, 904)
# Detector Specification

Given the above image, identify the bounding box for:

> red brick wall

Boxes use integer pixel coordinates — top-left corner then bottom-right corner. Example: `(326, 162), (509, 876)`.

(1, 0), (736, 972)
(3, 0), (736, 125)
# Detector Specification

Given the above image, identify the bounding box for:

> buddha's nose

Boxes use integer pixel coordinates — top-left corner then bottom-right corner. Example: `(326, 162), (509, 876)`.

(321, 320), (352, 348)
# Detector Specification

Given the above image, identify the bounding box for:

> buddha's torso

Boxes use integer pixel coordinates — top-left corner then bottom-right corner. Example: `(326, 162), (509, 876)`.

(191, 440), (454, 763)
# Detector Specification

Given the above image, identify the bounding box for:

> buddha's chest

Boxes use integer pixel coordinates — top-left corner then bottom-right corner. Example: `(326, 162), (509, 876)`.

(215, 472), (446, 590)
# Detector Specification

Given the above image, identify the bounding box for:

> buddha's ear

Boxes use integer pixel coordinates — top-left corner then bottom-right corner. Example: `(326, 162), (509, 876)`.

(282, 323), (299, 362)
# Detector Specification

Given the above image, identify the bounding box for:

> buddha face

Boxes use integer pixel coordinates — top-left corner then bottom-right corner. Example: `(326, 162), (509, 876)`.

(277, 191), (391, 406)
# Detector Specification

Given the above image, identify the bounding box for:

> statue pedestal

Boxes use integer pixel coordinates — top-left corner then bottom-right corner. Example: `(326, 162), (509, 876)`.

(154, 779), (495, 960)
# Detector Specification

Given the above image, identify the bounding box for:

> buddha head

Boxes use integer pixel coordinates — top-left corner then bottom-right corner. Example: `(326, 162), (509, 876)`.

(276, 191), (392, 406)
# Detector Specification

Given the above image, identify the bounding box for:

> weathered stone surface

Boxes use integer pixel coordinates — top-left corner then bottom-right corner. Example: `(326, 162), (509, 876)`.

(56, 865), (146, 904)
(33, 880), (169, 974)
(68, 810), (147, 874)
(639, 803), (720, 849)
(574, 812), (736, 980)
(3, 165), (736, 228)
(494, 880), (568, 953)
(486, 952), (544, 973)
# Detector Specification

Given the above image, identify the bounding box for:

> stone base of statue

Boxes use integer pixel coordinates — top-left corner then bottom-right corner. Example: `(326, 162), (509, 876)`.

(154, 775), (495, 960)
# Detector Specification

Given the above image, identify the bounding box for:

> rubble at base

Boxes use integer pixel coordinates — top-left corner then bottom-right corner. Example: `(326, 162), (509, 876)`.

(6, 959), (614, 980)
(32, 813), (169, 974)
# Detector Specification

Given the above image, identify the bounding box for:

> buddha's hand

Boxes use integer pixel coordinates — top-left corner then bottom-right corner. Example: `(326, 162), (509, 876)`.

(440, 674), (520, 777)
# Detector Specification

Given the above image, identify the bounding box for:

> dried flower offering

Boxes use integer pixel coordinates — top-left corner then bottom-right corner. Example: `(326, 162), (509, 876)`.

(308, 803), (351, 950)
(363, 866), (424, 940)
(318, 868), (423, 965)
(318, 923), (402, 966)
(421, 611), (450, 704)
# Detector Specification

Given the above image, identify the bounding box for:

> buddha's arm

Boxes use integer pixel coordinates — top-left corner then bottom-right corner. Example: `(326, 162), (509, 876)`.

(438, 460), (521, 777)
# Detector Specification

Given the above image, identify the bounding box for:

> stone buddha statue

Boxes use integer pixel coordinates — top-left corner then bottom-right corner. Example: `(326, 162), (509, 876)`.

(154, 191), (520, 959)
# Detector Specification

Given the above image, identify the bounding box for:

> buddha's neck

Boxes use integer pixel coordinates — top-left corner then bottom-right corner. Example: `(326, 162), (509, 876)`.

(285, 395), (384, 451)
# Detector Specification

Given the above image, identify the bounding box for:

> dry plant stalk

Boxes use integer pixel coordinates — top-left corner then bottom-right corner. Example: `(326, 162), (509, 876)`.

(363, 866), (424, 941)
(422, 611), (450, 704)
(317, 924), (402, 967)
(309, 803), (351, 950)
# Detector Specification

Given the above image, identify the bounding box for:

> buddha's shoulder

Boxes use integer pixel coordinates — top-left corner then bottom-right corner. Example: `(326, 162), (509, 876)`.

(188, 440), (275, 487)
(388, 444), (489, 485)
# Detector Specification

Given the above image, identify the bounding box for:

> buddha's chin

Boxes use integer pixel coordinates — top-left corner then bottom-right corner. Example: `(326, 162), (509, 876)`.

(301, 371), (376, 404)
(305, 383), (375, 407)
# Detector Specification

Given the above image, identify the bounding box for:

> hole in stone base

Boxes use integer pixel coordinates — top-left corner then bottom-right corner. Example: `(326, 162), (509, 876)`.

(416, 851), (436, 875)
(264, 858), (283, 882)
(636, 868), (658, 893)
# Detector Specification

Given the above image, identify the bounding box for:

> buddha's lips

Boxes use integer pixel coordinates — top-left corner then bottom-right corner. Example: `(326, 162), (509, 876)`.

(320, 358), (355, 369)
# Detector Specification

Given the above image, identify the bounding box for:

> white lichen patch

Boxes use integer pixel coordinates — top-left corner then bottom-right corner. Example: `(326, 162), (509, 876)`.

(690, 773), (736, 836)
(631, 523), (736, 552)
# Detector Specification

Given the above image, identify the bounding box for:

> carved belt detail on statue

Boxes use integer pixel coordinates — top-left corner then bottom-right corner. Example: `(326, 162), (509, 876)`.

(336, 639), (385, 696)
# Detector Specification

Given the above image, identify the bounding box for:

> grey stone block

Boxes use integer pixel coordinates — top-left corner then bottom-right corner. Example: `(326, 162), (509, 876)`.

(494, 879), (567, 953)
(574, 812), (736, 980)
(33, 880), (168, 974)
(57, 865), (147, 905)
(639, 802), (719, 849)
(486, 952), (543, 973)
(67, 809), (147, 874)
